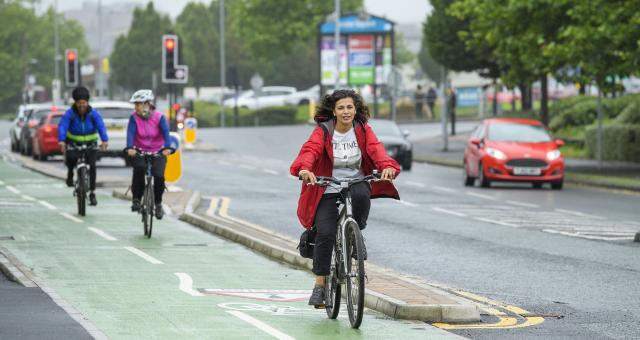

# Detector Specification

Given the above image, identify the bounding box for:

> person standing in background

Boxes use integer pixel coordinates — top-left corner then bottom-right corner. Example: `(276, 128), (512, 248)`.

(426, 85), (437, 119)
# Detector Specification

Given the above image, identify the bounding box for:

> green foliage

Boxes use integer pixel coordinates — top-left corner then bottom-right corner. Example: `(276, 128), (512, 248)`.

(194, 101), (299, 127)
(549, 94), (640, 131)
(255, 106), (298, 126)
(417, 34), (442, 86)
(615, 100), (640, 125)
(110, 3), (173, 94)
(0, 3), (88, 109)
(585, 124), (640, 162)
(175, 3), (218, 89)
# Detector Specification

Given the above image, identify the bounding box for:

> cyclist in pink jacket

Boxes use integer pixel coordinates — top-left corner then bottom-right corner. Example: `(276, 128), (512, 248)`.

(124, 89), (172, 219)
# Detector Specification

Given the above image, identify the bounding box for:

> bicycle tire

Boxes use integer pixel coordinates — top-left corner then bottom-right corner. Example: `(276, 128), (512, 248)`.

(76, 167), (86, 216)
(325, 248), (341, 319)
(146, 178), (154, 238)
(344, 220), (365, 328)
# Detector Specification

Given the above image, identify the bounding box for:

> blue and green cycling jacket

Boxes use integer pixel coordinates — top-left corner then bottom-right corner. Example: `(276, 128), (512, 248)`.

(58, 105), (109, 144)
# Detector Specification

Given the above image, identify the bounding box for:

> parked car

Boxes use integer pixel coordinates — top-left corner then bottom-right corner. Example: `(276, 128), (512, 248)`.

(367, 119), (413, 170)
(284, 85), (320, 106)
(19, 106), (57, 156)
(31, 109), (63, 161)
(222, 86), (297, 110)
(9, 103), (51, 153)
(463, 118), (564, 189)
(91, 101), (135, 160)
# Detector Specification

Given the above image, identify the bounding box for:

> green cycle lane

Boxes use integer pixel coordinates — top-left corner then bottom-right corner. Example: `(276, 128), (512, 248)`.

(0, 159), (463, 340)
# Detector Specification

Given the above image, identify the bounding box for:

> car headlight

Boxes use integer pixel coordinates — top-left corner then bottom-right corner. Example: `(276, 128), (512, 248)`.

(486, 147), (506, 160)
(547, 150), (561, 160)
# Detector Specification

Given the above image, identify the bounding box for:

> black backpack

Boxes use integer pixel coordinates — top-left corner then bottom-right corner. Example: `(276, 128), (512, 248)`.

(297, 227), (317, 259)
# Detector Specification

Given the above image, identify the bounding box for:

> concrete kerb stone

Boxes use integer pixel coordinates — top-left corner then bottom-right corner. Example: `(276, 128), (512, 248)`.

(177, 212), (480, 323)
(0, 246), (38, 287)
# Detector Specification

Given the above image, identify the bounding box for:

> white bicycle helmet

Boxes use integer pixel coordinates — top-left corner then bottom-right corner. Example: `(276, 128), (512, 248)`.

(129, 89), (154, 103)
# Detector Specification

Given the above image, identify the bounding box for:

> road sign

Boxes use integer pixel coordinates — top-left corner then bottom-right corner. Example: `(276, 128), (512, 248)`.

(250, 73), (263, 92)
(184, 118), (197, 145)
(165, 132), (182, 184)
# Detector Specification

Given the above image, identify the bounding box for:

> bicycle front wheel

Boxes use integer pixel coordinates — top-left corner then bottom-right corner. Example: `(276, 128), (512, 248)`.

(144, 177), (154, 238)
(344, 220), (365, 328)
(325, 247), (341, 319)
(76, 167), (86, 216)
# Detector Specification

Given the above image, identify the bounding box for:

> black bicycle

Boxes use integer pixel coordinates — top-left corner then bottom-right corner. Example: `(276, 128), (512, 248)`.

(67, 143), (97, 216)
(302, 171), (381, 329)
(136, 151), (162, 238)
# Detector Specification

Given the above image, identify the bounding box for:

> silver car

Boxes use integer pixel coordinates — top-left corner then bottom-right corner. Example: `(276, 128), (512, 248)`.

(10, 103), (52, 152)
(91, 101), (134, 159)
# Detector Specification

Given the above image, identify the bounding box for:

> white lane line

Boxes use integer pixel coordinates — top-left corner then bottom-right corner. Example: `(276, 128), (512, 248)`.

(226, 311), (296, 340)
(175, 273), (205, 297)
(60, 212), (83, 223)
(6, 185), (20, 194)
(218, 160), (232, 166)
(395, 200), (419, 207)
(555, 209), (605, 220)
(21, 194), (36, 201)
(240, 164), (256, 170)
(543, 229), (634, 241)
(433, 186), (456, 193)
(475, 217), (518, 227)
(262, 169), (279, 175)
(88, 227), (117, 241)
(506, 200), (540, 208)
(124, 247), (163, 265)
(405, 181), (426, 188)
(465, 191), (498, 201)
(38, 200), (57, 210)
(431, 207), (467, 217)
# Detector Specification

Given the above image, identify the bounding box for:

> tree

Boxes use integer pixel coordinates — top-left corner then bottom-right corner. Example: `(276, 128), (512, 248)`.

(418, 39), (442, 86)
(110, 3), (172, 94)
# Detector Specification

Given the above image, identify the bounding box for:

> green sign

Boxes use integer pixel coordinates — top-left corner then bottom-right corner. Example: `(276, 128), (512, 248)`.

(349, 67), (374, 85)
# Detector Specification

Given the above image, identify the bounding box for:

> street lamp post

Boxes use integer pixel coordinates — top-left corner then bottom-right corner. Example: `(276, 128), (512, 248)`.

(334, 0), (340, 91)
(219, 0), (226, 128)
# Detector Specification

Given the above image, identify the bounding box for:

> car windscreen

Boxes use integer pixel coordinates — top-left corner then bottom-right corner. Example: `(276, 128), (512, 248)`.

(30, 109), (50, 121)
(50, 116), (62, 125)
(488, 123), (552, 142)
(98, 108), (132, 119)
(369, 121), (402, 137)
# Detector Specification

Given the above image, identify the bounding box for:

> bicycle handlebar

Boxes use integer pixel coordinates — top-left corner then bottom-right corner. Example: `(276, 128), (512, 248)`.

(66, 143), (98, 151)
(298, 170), (382, 187)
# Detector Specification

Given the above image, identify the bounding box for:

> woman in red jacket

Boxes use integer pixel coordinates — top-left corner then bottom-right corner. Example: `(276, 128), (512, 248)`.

(290, 89), (401, 308)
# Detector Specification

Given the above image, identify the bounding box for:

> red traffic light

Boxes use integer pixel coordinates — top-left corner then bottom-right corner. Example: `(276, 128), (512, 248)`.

(165, 38), (175, 50)
(67, 51), (77, 61)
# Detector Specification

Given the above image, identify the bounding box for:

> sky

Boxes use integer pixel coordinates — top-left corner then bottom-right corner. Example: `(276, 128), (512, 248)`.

(37, 0), (432, 24)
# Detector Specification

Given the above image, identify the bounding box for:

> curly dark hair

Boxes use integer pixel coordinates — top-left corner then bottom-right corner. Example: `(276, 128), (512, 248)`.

(314, 89), (370, 124)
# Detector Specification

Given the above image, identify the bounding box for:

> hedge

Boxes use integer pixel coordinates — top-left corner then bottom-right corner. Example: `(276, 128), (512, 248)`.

(549, 93), (640, 132)
(585, 124), (640, 162)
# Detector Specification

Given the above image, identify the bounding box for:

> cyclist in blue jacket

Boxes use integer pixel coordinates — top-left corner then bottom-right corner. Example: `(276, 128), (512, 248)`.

(58, 86), (109, 206)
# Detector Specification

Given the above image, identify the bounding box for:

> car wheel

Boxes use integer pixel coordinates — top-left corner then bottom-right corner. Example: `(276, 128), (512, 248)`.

(463, 161), (475, 186)
(479, 162), (490, 188)
(551, 180), (563, 190)
(532, 182), (543, 189)
(402, 152), (412, 171)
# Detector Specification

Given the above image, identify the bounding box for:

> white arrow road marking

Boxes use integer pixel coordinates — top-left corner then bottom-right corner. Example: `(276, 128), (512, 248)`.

(431, 207), (467, 217)
(6, 185), (20, 194)
(506, 200), (540, 208)
(226, 311), (296, 340)
(60, 212), (83, 223)
(88, 227), (117, 241)
(124, 247), (163, 264)
(174, 273), (205, 297)
(38, 200), (57, 210)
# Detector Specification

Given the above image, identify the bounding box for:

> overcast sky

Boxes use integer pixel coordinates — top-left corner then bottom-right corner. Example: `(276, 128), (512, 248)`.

(37, 0), (431, 24)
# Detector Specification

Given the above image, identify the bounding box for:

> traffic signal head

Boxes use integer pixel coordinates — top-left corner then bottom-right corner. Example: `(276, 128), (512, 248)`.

(162, 34), (188, 84)
(64, 48), (79, 87)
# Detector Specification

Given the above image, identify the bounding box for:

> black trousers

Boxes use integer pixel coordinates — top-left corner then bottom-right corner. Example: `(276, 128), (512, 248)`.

(130, 155), (167, 204)
(312, 181), (371, 276)
(65, 148), (97, 191)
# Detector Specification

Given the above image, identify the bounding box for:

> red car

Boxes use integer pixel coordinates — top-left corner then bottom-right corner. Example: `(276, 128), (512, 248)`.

(463, 118), (565, 189)
(31, 109), (63, 161)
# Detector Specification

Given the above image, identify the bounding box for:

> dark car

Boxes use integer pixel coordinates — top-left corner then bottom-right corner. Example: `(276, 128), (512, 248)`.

(367, 119), (413, 170)
(31, 109), (64, 161)
(19, 106), (57, 156)
(9, 103), (51, 152)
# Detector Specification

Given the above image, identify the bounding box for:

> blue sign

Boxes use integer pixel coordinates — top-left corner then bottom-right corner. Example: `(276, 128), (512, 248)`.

(169, 132), (180, 150)
(456, 87), (480, 107)
(349, 52), (374, 67)
(321, 15), (394, 34)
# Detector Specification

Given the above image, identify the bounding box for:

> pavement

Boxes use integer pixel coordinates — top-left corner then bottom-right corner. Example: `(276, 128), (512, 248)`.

(411, 132), (640, 192)
(0, 155), (473, 338)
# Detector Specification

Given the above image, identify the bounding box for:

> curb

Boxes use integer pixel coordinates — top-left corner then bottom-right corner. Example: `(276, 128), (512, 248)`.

(179, 212), (479, 323)
(413, 155), (640, 192)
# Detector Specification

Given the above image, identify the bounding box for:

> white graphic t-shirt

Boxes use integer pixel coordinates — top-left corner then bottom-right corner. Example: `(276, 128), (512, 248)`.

(326, 127), (363, 194)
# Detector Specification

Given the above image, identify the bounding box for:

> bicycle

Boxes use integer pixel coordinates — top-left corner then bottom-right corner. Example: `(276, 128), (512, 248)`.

(301, 171), (381, 329)
(135, 150), (162, 238)
(67, 143), (97, 216)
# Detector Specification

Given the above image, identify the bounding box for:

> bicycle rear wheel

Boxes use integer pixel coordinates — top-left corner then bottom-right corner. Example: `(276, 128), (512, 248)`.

(325, 247), (341, 319)
(76, 167), (86, 216)
(344, 220), (365, 328)
(144, 177), (154, 238)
